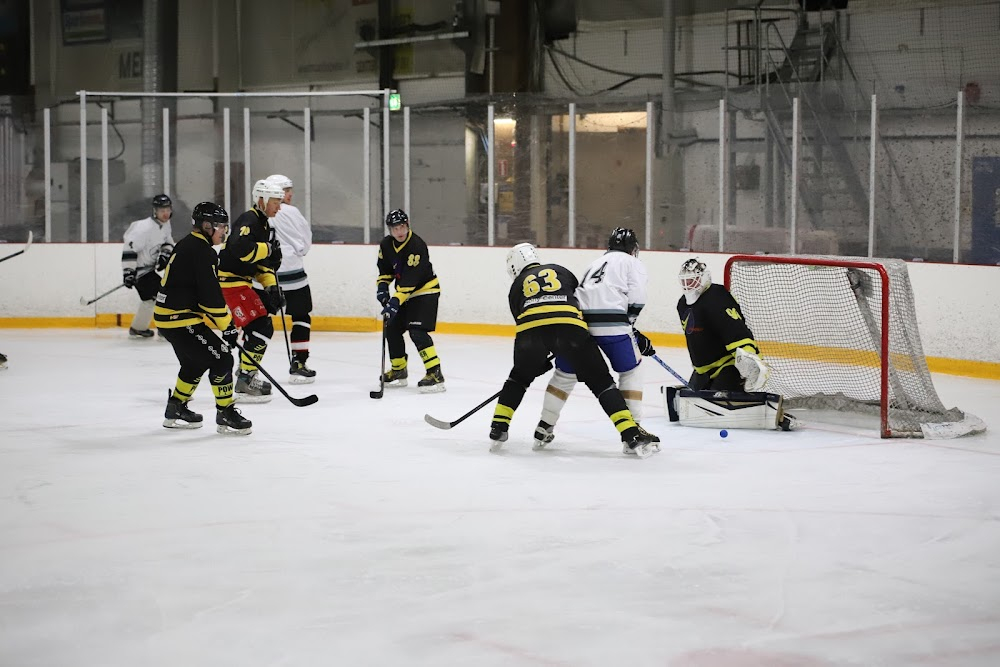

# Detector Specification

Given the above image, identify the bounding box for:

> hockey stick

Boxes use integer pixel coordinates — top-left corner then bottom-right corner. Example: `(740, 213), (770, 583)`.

(278, 293), (293, 365)
(369, 319), (387, 399)
(0, 231), (32, 264)
(651, 354), (692, 389)
(80, 268), (155, 306)
(232, 339), (318, 407)
(424, 388), (502, 430)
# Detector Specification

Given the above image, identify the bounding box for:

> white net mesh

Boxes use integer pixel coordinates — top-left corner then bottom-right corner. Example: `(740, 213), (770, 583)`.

(726, 255), (985, 438)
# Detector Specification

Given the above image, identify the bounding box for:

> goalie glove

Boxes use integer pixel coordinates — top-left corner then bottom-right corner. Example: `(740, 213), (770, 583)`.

(734, 347), (770, 392)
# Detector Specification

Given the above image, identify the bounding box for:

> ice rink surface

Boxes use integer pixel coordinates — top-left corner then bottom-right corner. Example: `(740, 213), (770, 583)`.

(2, 328), (1000, 667)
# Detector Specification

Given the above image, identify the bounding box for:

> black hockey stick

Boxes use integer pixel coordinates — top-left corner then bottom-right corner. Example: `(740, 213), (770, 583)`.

(369, 319), (387, 399)
(651, 354), (692, 389)
(80, 268), (154, 306)
(278, 296), (293, 365)
(232, 339), (318, 407)
(424, 388), (503, 430)
(0, 231), (32, 264)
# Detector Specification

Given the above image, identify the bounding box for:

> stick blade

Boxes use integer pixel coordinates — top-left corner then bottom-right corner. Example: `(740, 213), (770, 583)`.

(80, 296), (90, 306)
(290, 394), (319, 407)
(25, 230), (33, 250)
(424, 413), (453, 430)
(369, 390), (384, 399)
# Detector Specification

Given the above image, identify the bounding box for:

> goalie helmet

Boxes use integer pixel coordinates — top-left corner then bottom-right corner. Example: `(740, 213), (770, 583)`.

(191, 201), (229, 229)
(385, 209), (409, 228)
(251, 179), (284, 208)
(506, 242), (541, 281)
(679, 258), (711, 303)
(608, 227), (639, 256)
(267, 174), (293, 190)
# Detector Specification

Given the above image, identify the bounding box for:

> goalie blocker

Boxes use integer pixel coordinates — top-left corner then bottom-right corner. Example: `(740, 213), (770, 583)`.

(662, 386), (796, 431)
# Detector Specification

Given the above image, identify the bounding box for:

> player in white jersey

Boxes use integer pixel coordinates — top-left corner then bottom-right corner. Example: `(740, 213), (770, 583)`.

(533, 227), (659, 449)
(267, 175), (316, 383)
(121, 194), (175, 338)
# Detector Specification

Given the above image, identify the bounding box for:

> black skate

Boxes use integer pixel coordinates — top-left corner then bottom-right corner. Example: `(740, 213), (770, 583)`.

(0, 352), (6, 370)
(533, 420), (555, 450)
(289, 360), (317, 385)
(417, 367), (446, 394)
(622, 427), (658, 459)
(636, 424), (661, 452)
(216, 404), (252, 435)
(381, 366), (408, 388)
(489, 425), (509, 453)
(235, 370), (272, 403)
(163, 392), (203, 429)
(129, 327), (154, 338)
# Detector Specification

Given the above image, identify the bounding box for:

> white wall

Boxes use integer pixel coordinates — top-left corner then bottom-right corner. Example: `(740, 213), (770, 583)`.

(1, 244), (998, 366)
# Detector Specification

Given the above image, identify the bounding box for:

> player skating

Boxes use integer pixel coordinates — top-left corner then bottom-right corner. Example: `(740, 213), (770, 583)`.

(490, 243), (658, 458)
(375, 209), (446, 393)
(218, 179), (286, 403)
(121, 194), (174, 338)
(532, 228), (660, 450)
(154, 202), (251, 435)
(267, 174), (316, 384)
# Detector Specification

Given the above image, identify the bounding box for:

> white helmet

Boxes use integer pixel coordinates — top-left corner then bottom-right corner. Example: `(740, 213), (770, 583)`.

(267, 174), (293, 190)
(679, 258), (712, 304)
(506, 242), (541, 281)
(252, 179), (284, 208)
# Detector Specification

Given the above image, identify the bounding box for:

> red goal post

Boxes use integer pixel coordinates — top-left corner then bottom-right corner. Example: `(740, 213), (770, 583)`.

(724, 255), (985, 439)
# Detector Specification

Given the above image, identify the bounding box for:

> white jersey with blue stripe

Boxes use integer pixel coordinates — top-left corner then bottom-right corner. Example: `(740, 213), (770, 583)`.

(575, 249), (648, 338)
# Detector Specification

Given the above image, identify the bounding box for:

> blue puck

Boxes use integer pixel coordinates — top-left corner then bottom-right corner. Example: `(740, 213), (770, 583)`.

(720, 429), (728, 438)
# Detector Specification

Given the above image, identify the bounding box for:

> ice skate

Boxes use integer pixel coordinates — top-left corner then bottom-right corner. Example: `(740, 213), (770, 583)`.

(381, 366), (408, 388)
(163, 392), (203, 429)
(129, 327), (154, 338)
(235, 370), (272, 403)
(417, 367), (446, 394)
(622, 428), (658, 459)
(0, 352), (7, 370)
(488, 426), (509, 453)
(636, 424), (660, 452)
(289, 360), (316, 384)
(216, 404), (252, 435)
(532, 420), (555, 450)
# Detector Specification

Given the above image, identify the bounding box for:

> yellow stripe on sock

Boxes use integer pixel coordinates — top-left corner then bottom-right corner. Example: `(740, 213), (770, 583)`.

(609, 409), (637, 433)
(391, 356), (407, 371)
(493, 404), (515, 425)
(172, 378), (200, 402)
(419, 346), (440, 369)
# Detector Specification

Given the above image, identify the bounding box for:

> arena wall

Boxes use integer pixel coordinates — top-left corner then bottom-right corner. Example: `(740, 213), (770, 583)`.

(0, 244), (997, 378)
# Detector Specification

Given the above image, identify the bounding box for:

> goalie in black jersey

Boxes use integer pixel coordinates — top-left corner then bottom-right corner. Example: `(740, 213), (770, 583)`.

(489, 243), (659, 458)
(677, 258), (769, 392)
(154, 202), (251, 435)
(375, 209), (445, 393)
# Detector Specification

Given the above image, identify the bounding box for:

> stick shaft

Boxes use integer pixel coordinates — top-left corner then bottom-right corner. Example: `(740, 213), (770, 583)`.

(651, 354), (691, 388)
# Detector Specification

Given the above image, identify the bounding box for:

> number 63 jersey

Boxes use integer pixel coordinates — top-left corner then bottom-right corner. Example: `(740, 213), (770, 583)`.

(507, 263), (587, 333)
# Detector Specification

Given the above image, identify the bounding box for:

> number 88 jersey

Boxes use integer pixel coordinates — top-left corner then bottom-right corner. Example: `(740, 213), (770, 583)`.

(507, 263), (587, 333)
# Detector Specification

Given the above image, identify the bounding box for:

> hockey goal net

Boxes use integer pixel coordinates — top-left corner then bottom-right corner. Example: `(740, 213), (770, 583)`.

(724, 255), (985, 439)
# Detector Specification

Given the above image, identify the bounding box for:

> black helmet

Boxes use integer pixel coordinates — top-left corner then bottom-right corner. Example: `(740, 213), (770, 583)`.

(385, 209), (409, 227)
(608, 227), (639, 256)
(191, 202), (229, 229)
(152, 194), (173, 219)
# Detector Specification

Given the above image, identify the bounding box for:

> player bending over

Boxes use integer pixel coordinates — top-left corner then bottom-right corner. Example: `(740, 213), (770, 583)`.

(490, 243), (658, 458)
(155, 202), (251, 435)
(534, 228), (659, 450)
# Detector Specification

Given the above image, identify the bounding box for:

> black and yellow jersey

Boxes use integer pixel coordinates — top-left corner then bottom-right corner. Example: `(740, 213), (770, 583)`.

(217, 207), (277, 289)
(677, 283), (759, 378)
(376, 229), (440, 304)
(154, 230), (232, 330)
(507, 263), (586, 333)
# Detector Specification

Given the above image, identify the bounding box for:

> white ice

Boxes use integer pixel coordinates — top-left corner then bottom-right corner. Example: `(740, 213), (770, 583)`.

(2, 329), (1000, 667)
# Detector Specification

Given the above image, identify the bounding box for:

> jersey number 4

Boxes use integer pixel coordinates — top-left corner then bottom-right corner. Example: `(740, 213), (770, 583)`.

(522, 268), (562, 297)
(583, 262), (607, 284)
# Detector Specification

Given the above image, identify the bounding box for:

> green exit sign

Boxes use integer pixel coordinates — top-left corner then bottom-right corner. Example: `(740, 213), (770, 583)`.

(389, 93), (402, 111)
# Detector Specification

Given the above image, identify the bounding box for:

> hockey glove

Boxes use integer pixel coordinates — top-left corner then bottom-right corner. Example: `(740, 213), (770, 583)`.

(735, 347), (770, 392)
(156, 244), (173, 271)
(267, 239), (282, 268)
(123, 268), (137, 289)
(633, 329), (656, 357)
(376, 282), (390, 307)
(265, 284), (285, 314)
(221, 325), (239, 354)
(381, 296), (401, 322)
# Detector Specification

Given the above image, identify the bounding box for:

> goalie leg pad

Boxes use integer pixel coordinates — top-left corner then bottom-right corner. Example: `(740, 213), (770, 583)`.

(664, 386), (786, 430)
